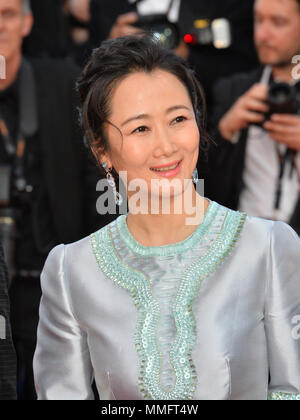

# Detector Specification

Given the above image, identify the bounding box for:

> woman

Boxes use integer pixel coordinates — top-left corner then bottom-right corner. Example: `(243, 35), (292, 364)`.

(33, 36), (300, 400)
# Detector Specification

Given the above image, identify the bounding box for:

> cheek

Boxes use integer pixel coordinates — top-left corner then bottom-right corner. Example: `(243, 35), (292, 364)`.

(289, 30), (300, 51)
(9, 27), (23, 46)
(112, 141), (151, 172)
(279, 26), (299, 46)
(179, 125), (200, 153)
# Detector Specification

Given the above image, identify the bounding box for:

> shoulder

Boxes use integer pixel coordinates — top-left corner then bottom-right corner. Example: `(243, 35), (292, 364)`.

(216, 201), (294, 248)
(214, 66), (264, 96)
(40, 218), (120, 304)
(233, 211), (300, 261)
(44, 217), (120, 271)
(244, 216), (299, 244)
(239, 212), (297, 242)
(242, 213), (275, 236)
(269, 220), (300, 262)
(205, 201), (274, 251)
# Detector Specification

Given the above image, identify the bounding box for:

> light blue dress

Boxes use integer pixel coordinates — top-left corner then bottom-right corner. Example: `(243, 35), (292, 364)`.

(33, 201), (300, 400)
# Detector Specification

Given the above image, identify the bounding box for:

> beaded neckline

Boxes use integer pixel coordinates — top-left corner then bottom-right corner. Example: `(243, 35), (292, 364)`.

(90, 203), (247, 400)
(116, 199), (218, 257)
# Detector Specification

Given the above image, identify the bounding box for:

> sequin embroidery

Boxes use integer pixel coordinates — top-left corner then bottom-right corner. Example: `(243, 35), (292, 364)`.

(91, 201), (246, 399)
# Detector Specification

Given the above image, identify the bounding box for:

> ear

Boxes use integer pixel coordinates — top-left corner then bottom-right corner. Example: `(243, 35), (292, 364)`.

(21, 12), (34, 39)
(91, 145), (112, 170)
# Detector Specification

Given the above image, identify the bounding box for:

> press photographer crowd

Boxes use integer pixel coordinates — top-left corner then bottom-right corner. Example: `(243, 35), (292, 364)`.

(0, 0), (300, 401)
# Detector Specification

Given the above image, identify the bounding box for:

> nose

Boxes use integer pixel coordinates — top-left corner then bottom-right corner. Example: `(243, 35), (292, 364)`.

(152, 126), (178, 158)
(255, 21), (273, 43)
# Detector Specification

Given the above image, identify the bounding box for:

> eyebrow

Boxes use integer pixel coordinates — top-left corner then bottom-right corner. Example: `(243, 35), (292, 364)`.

(254, 11), (289, 20)
(120, 105), (192, 127)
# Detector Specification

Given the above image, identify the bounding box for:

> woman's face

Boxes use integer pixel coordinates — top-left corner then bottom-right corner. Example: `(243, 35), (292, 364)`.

(102, 69), (200, 201)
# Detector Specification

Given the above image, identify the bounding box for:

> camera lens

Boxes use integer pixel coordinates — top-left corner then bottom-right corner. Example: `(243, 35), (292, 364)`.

(268, 83), (292, 104)
(268, 82), (297, 114)
(135, 14), (180, 50)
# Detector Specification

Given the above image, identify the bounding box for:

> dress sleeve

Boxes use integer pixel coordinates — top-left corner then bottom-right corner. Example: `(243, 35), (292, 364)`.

(265, 222), (300, 400)
(33, 245), (94, 400)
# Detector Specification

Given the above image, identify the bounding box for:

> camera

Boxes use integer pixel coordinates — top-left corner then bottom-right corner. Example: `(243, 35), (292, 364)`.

(134, 14), (180, 50)
(266, 81), (300, 118)
(183, 18), (232, 49)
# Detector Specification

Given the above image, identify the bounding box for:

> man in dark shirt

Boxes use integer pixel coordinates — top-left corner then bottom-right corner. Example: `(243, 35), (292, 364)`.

(0, 243), (17, 400)
(205, 0), (300, 234)
(0, 0), (106, 399)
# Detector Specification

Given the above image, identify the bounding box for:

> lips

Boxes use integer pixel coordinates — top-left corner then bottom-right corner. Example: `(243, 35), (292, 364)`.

(149, 160), (183, 178)
(258, 45), (275, 51)
(150, 160), (182, 172)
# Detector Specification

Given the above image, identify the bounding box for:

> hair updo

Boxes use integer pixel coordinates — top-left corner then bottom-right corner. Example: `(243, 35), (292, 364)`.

(77, 35), (210, 173)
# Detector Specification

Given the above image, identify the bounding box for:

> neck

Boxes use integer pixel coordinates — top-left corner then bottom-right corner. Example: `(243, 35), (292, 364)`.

(0, 53), (22, 91)
(272, 62), (295, 83)
(126, 182), (209, 247)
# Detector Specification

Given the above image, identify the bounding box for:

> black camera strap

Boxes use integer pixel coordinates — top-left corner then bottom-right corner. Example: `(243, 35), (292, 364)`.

(274, 146), (297, 210)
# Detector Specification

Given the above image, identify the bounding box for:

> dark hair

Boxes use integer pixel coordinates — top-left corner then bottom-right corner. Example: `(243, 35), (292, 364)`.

(77, 36), (210, 172)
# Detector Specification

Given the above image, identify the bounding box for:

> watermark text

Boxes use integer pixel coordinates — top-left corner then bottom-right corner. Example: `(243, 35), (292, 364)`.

(0, 315), (6, 340)
(0, 55), (6, 80)
(292, 55), (300, 81)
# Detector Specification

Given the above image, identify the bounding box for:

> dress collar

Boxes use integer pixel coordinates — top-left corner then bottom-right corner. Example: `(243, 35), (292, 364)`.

(116, 199), (218, 257)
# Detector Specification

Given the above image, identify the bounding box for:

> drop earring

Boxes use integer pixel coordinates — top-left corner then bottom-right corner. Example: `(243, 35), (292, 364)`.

(192, 168), (198, 185)
(102, 162), (123, 206)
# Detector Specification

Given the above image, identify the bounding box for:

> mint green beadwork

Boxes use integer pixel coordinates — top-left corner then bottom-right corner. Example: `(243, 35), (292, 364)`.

(116, 200), (220, 257)
(90, 203), (246, 400)
(268, 392), (300, 400)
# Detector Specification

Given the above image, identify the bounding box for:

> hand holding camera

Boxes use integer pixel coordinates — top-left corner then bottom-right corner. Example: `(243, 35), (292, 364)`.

(219, 83), (269, 141)
(263, 82), (300, 150)
(219, 79), (300, 151)
(108, 12), (141, 39)
(108, 11), (185, 55)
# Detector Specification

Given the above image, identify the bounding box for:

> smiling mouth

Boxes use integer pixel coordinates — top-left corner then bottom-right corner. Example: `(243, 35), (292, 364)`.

(150, 161), (182, 172)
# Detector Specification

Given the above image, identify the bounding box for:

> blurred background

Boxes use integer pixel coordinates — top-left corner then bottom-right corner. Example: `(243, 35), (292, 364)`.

(2, 0), (299, 401)
(0, 0), (259, 401)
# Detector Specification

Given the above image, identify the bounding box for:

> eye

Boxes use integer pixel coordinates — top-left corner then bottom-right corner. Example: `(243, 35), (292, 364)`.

(273, 18), (288, 27)
(132, 125), (148, 134)
(3, 10), (16, 19)
(172, 116), (187, 124)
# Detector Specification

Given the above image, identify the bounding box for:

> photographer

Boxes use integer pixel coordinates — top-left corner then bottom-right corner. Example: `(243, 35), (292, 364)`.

(0, 0), (105, 399)
(207, 0), (300, 234)
(0, 243), (16, 400)
(89, 0), (258, 110)
(90, 0), (189, 59)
